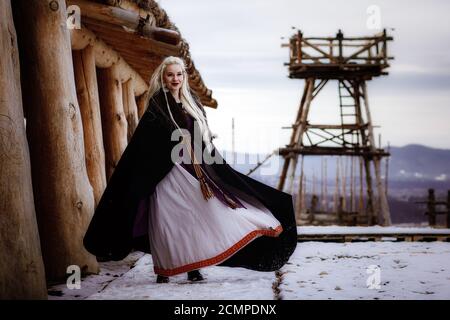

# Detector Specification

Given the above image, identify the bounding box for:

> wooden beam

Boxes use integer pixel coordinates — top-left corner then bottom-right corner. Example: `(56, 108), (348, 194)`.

(67, 0), (180, 45)
(82, 16), (180, 56)
(307, 124), (365, 130)
(278, 146), (389, 157)
(0, 0), (47, 299)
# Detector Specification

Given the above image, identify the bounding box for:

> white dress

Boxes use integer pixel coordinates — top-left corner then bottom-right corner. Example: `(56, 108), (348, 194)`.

(148, 161), (283, 277)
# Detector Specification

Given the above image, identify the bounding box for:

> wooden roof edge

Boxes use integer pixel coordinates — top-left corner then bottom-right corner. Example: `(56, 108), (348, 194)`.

(68, 0), (181, 45)
(70, 25), (148, 96)
(88, 0), (217, 108)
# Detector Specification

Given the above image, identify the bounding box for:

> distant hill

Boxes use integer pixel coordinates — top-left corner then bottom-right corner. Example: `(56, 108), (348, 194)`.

(388, 144), (450, 181)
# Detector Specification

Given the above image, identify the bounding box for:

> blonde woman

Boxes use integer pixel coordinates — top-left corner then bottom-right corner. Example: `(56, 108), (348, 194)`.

(84, 56), (297, 284)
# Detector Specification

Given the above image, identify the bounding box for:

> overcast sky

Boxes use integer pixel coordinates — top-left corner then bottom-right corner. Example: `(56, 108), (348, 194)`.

(159, 0), (450, 154)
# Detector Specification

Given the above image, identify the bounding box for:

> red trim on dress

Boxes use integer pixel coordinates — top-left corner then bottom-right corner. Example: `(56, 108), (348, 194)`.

(153, 225), (283, 276)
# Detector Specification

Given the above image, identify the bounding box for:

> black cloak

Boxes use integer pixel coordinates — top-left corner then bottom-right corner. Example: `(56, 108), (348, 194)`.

(83, 88), (297, 272)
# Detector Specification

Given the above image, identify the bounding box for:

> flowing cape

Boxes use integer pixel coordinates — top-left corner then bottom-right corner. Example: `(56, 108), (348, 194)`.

(83, 88), (297, 271)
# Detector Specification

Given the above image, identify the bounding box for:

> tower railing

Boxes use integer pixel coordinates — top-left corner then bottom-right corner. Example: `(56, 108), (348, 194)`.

(283, 29), (394, 79)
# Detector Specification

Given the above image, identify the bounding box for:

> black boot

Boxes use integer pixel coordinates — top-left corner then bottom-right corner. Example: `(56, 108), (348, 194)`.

(187, 270), (204, 282)
(156, 275), (169, 283)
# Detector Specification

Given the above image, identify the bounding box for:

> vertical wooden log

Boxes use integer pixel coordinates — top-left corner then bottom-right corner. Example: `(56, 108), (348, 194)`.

(329, 39), (333, 62)
(334, 157), (341, 214)
(297, 30), (303, 63)
(301, 174), (306, 219)
(361, 82), (391, 225)
(14, 0), (98, 280)
(97, 64), (128, 180)
(294, 155), (304, 223)
(0, 0), (47, 299)
(287, 157), (298, 195)
(320, 158), (324, 212)
(278, 79), (312, 191)
(337, 196), (344, 225)
(311, 195), (318, 213)
(324, 157), (328, 213)
(278, 155), (291, 192)
(446, 190), (450, 229)
(341, 157), (347, 211)
(73, 46), (107, 207)
(363, 156), (376, 225)
(286, 78), (315, 193)
(350, 155), (355, 212)
(373, 157), (390, 225)
(122, 79), (139, 142)
(427, 188), (436, 227)
(312, 169), (316, 198)
(358, 156), (365, 218)
(337, 30), (343, 63)
(308, 194), (317, 225)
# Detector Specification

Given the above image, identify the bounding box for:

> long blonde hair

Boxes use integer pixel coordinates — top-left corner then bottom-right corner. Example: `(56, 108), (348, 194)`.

(144, 56), (214, 153)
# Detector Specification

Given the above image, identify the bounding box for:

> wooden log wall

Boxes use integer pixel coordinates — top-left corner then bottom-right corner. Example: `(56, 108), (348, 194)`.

(1, 0), (216, 299)
(0, 0), (47, 299)
(70, 25), (148, 194)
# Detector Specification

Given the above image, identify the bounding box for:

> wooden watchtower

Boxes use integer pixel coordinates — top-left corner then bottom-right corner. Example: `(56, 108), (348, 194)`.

(278, 29), (393, 226)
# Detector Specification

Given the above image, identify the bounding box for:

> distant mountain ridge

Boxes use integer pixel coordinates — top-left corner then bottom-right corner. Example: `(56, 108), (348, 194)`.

(387, 144), (450, 181)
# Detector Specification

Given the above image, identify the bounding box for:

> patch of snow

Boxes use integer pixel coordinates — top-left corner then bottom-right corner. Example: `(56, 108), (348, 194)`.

(280, 242), (450, 300)
(48, 251), (145, 300)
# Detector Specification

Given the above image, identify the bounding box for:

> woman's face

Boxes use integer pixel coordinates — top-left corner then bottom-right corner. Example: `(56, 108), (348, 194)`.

(163, 64), (184, 92)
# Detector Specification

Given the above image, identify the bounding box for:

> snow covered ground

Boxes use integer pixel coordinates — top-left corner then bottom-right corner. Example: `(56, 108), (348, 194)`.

(280, 242), (450, 300)
(48, 227), (450, 300)
(48, 253), (276, 300)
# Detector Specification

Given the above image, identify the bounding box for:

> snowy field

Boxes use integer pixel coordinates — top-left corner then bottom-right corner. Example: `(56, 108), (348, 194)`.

(49, 240), (450, 300)
(280, 241), (450, 300)
(49, 253), (276, 300)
